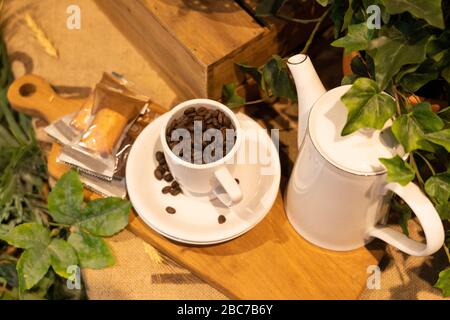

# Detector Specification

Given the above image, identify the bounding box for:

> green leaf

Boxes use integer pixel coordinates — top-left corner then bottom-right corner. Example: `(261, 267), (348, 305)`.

(340, 78), (396, 135)
(400, 71), (438, 92)
(425, 173), (450, 219)
(255, 0), (287, 16)
(17, 247), (50, 290)
(391, 197), (413, 236)
(435, 268), (450, 298)
(381, 0), (444, 29)
(21, 271), (55, 300)
(330, 0), (346, 38)
(368, 26), (429, 90)
(316, 0), (329, 6)
(350, 55), (370, 77)
(236, 62), (262, 86)
(426, 129), (450, 152)
(222, 83), (246, 109)
(341, 74), (359, 85)
(68, 232), (114, 269)
(332, 23), (374, 55)
(391, 103), (443, 152)
(47, 170), (84, 224)
(262, 55), (297, 101)
(379, 156), (415, 186)
(0, 263), (18, 288)
(438, 106), (450, 122)
(0, 89), (28, 145)
(0, 223), (50, 249)
(79, 197), (130, 237)
(341, 0), (353, 32)
(442, 66), (450, 84)
(412, 103), (444, 132)
(425, 173), (450, 220)
(48, 239), (78, 279)
(395, 64), (420, 83)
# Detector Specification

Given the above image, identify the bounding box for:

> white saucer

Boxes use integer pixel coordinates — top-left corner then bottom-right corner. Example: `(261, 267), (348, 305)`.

(126, 113), (281, 245)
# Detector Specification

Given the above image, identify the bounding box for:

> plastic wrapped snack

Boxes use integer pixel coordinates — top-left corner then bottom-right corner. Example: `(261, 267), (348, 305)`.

(79, 84), (146, 156)
(70, 94), (95, 132)
(59, 81), (149, 180)
(70, 73), (133, 132)
(45, 72), (132, 145)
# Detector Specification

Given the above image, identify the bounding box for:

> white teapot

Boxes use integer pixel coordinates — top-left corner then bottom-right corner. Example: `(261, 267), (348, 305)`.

(285, 54), (444, 256)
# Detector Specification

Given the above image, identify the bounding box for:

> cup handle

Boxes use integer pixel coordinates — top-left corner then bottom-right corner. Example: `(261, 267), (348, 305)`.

(368, 182), (445, 257)
(214, 167), (243, 204)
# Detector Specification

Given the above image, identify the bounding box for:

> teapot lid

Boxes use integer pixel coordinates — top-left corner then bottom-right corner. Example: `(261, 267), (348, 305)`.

(309, 85), (403, 175)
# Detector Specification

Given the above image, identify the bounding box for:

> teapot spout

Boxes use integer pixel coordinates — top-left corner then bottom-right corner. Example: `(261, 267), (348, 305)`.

(287, 54), (326, 148)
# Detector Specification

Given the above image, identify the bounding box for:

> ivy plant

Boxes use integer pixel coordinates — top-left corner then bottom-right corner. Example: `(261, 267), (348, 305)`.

(226, 0), (450, 297)
(328, 0), (449, 297)
(0, 171), (131, 298)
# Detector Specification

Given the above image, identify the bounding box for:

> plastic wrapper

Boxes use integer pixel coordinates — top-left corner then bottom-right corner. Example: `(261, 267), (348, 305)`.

(45, 73), (130, 145)
(59, 79), (150, 180)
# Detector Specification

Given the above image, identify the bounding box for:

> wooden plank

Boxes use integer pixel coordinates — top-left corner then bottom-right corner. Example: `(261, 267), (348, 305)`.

(128, 194), (383, 299)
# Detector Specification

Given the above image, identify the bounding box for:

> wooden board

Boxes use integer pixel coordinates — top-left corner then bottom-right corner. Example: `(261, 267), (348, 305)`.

(94, 0), (320, 101)
(8, 75), (384, 299)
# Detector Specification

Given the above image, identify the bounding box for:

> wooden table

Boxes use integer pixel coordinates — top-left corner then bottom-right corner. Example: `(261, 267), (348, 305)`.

(8, 74), (384, 300)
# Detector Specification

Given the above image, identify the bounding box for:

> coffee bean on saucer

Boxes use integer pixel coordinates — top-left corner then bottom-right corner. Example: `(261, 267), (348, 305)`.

(164, 173), (174, 182)
(166, 207), (176, 214)
(170, 188), (181, 196)
(218, 215), (226, 224)
(156, 151), (165, 161)
(162, 186), (171, 194)
(154, 169), (163, 180)
(171, 181), (179, 188)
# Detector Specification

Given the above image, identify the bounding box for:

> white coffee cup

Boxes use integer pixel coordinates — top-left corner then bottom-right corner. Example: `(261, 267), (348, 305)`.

(160, 99), (243, 204)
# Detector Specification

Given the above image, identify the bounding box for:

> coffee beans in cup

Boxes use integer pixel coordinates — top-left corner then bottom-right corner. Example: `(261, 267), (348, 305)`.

(165, 106), (236, 164)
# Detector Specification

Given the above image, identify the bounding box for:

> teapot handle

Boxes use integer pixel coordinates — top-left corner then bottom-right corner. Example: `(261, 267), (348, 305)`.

(368, 182), (444, 257)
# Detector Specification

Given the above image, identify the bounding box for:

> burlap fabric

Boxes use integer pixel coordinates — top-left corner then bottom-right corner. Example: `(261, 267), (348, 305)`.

(2, 0), (448, 300)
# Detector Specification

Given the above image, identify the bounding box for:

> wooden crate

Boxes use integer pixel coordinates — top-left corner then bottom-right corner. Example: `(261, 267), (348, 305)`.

(94, 0), (320, 102)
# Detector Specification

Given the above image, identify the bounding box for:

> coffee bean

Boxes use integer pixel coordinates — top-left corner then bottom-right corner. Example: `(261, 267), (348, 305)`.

(166, 207), (176, 214)
(218, 215), (226, 224)
(223, 116), (231, 127)
(162, 186), (171, 194)
(156, 151), (164, 162)
(218, 113), (224, 125)
(164, 173), (174, 182)
(235, 178), (240, 184)
(184, 107), (195, 115)
(171, 181), (179, 188)
(204, 112), (212, 121)
(154, 169), (163, 180)
(170, 188), (181, 196)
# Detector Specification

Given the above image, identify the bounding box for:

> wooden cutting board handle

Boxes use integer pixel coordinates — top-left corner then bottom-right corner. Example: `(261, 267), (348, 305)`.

(7, 74), (86, 123)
